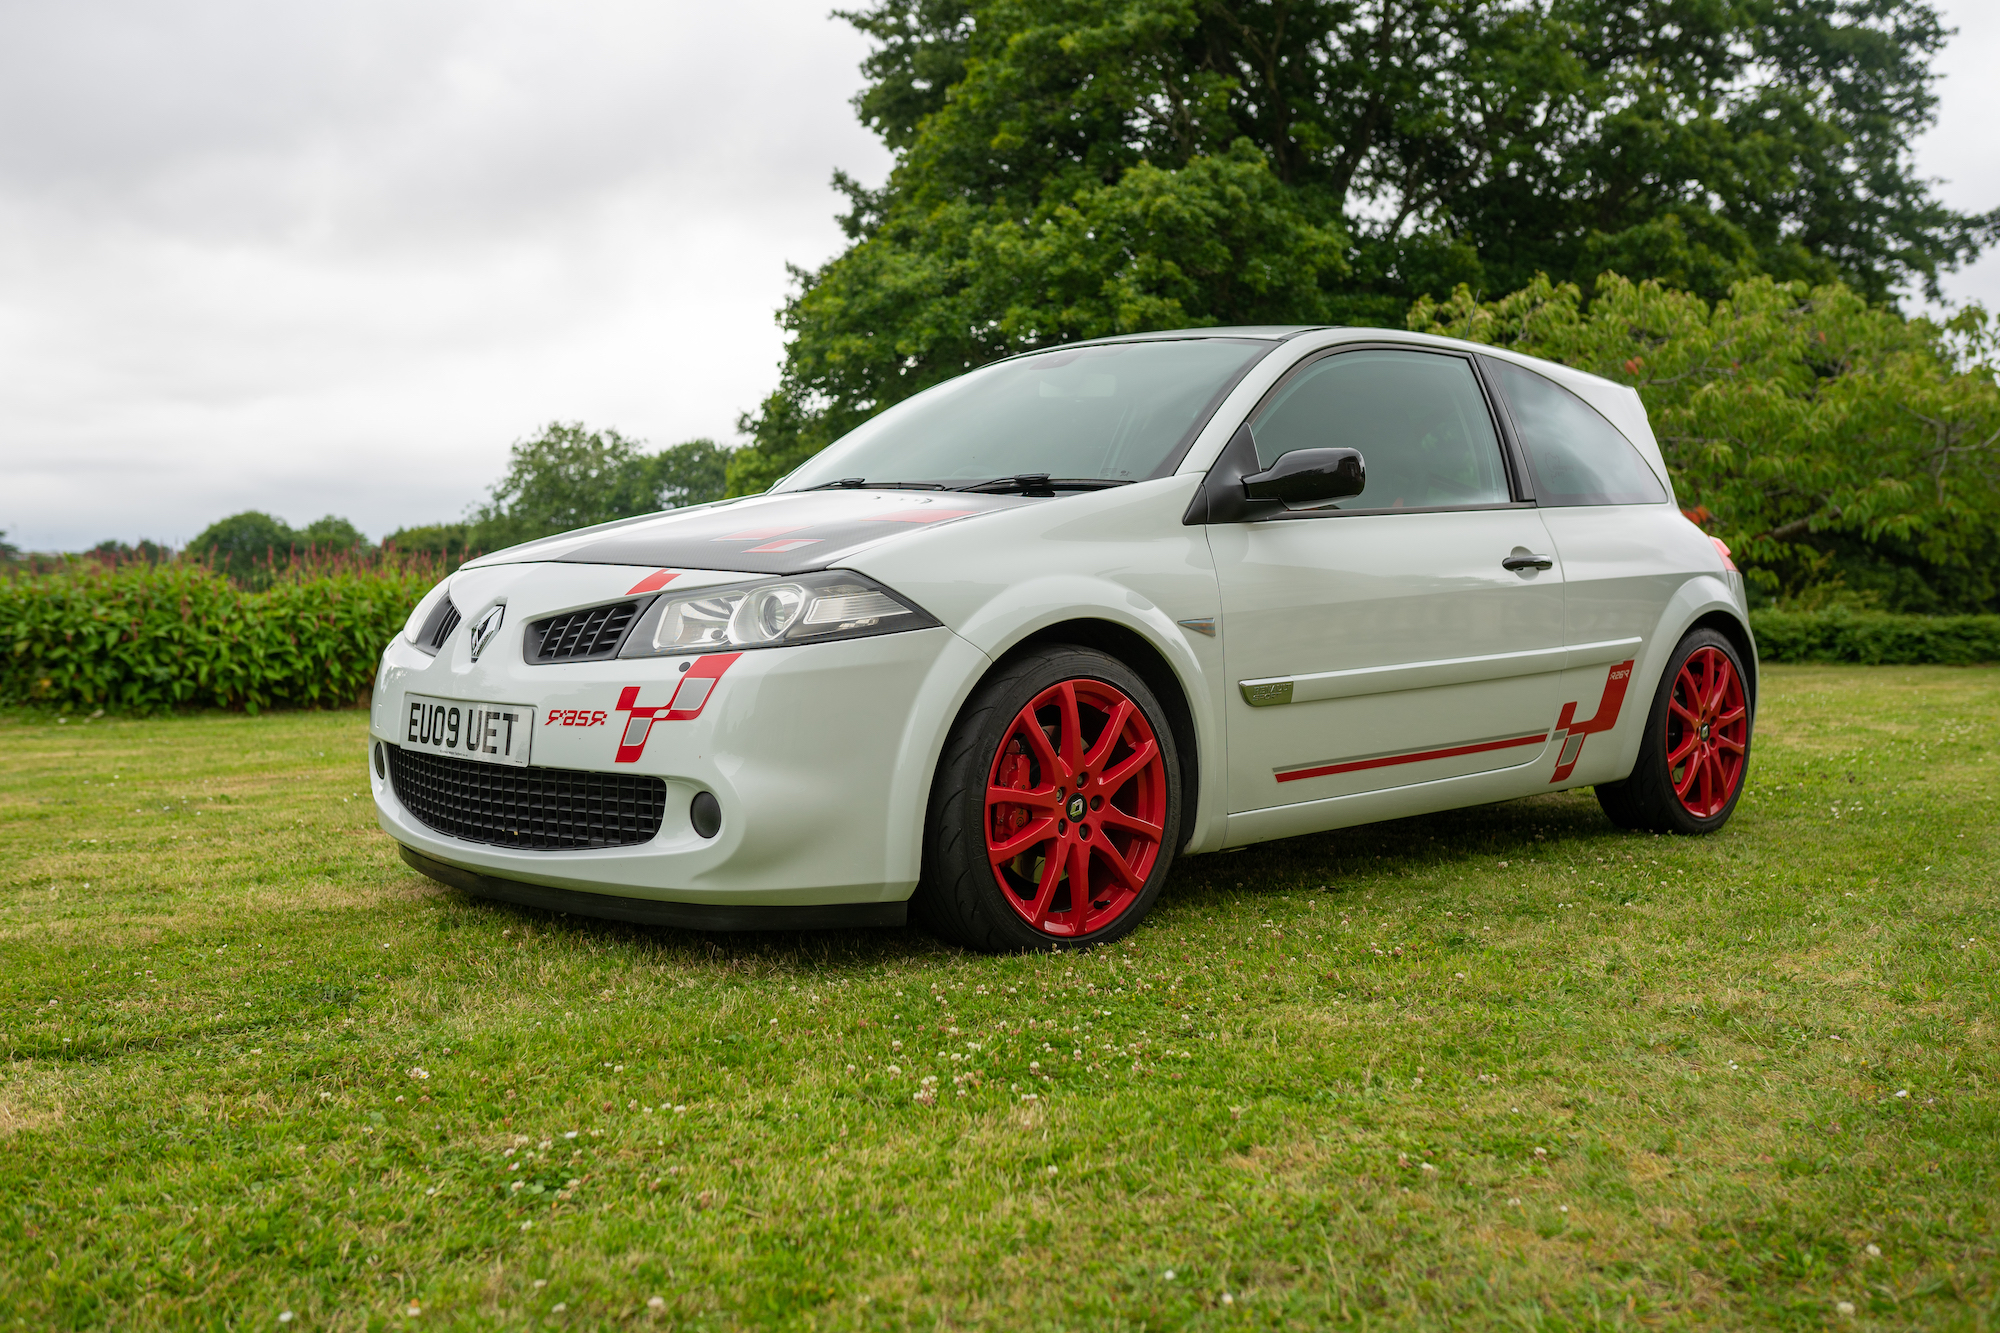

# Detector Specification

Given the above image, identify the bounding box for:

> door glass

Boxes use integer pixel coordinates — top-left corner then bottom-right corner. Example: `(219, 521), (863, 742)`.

(1484, 360), (1667, 505)
(1249, 349), (1510, 509)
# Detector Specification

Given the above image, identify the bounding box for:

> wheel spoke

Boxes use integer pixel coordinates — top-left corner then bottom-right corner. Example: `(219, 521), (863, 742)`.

(1026, 839), (1066, 927)
(1674, 747), (1704, 800)
(988, 784), (1060, 811)
(1668, 698), (1701, 727)
(1714, 733), (1746, 756)
(1057, 683), (1084, 776)
(1019, 715), (1064, 782)
(1093, 836), (1146, 891)
(989, 816), (1058, 865)
(1666, 730), (1701, 766)
(1097, 737), (1159, 793)
(1098, 805), (1163, 844)
(1066, 839), (1093, 927)
(1082, 700), (1133, 772)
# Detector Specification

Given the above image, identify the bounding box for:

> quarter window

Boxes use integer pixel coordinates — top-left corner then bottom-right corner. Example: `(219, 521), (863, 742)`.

(1484, 359), (1668, 506)
(1250, 349), (1511, 510)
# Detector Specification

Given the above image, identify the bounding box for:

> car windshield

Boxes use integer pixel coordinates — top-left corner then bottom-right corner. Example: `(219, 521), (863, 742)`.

(777, 338), (1272, 490)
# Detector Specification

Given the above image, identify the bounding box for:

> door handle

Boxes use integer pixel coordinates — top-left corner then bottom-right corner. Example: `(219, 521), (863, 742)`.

(1503, 554), (1555, 571)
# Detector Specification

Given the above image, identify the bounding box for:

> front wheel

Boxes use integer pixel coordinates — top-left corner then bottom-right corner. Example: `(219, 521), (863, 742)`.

(1596, 627), (1752, 834)
(917, 647), (1182, 953)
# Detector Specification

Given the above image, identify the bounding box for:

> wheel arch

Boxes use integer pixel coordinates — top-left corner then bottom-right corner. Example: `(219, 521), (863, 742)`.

(985, 618), (1204, 853)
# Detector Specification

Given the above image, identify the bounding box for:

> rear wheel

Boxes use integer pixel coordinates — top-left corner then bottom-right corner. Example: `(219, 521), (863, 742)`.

(917, 647), (1181, 952)
(1597, 627), (1752, 834)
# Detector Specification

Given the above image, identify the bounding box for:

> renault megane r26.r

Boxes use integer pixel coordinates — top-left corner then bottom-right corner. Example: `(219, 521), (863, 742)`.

(371, 326), (1753, 952)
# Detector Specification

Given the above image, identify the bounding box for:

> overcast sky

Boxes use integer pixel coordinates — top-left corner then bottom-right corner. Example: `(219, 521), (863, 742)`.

(1, 1), (1996, 553)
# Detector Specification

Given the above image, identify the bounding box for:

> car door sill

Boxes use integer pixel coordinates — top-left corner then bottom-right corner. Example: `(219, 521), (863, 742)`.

(1237, 636), (1641, 706)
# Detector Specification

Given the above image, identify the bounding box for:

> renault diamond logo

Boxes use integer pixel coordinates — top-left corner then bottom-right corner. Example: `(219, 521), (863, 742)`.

(468, 604), (506, 661)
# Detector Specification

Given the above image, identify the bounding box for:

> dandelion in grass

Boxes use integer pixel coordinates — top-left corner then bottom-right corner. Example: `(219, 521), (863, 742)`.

(279, 1315), (294, 1325)
(1837, 1301), (1855, 1317)
(1867, 1244), (1882, 1257)
(648, 1296), (666, 1310)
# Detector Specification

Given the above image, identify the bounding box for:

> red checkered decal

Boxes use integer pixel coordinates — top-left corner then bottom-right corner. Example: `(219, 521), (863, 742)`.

(610, 653), (743, 763)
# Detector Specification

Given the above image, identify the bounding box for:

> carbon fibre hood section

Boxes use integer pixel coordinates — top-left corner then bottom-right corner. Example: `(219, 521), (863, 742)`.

(464, 490), (1034, 576)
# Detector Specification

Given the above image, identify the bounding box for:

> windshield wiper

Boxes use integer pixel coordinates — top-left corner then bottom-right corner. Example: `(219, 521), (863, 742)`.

(954, 474), (1136, 496)
(803, 477), (949, 491)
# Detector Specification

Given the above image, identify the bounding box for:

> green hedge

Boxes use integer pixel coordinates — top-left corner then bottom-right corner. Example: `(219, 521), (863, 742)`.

(0, 562), (435, 712)
(5, 563), (1994, 714)
(1750, 608), (2000, 665)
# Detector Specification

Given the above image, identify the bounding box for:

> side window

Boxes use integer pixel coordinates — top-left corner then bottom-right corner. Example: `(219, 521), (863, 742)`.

(1249, 349), (1510, 510)
(1484, 359), (1668, 506)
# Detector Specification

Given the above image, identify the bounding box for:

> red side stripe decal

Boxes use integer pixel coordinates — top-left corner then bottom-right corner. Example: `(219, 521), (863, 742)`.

(1276, 731), (1549, 783)
(626, 568), (679, 595)
(1548, 659), (1635, 783)
(1268, 658), (1640, 787)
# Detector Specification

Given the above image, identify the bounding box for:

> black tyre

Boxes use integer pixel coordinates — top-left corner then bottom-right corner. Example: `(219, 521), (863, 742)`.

(916, 646), (1182, 953)
(1596, 627), (1753, 834)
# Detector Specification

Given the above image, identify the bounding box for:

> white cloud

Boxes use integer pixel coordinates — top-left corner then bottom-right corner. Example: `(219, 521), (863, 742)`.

(0, 0), (889, 550)
(0, 2), (1993, 552)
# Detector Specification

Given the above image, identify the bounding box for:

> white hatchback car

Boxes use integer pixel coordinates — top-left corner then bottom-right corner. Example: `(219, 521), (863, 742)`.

(371, 327), (1753, 951)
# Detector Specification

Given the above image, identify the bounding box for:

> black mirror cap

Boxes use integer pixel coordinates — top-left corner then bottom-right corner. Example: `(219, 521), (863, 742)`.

(1242, 448), (1365, 505)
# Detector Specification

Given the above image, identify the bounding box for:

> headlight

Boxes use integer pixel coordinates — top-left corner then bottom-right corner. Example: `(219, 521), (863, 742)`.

(619, 571), (940, 657)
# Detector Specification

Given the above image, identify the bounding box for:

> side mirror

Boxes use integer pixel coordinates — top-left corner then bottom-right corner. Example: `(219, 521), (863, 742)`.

(1242, 448), (1365, 506)
(1182, 425), (1367, 525)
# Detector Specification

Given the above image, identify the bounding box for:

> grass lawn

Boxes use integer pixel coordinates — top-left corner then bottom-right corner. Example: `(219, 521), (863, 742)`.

(2, 665), (1996, 1331)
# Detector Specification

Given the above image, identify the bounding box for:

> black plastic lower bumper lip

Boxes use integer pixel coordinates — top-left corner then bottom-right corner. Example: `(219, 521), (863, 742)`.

(396, 844), (908, 932)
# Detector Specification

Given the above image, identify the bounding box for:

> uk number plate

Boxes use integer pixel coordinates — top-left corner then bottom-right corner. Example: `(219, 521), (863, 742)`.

(402, 694), (534, 767)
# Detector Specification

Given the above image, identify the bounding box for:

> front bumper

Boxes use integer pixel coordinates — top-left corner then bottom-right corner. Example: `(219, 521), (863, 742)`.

(370, 563), (989, 908)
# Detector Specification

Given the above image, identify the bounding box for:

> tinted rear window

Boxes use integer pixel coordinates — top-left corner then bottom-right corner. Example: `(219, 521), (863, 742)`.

(1485, 359), (1668, 506)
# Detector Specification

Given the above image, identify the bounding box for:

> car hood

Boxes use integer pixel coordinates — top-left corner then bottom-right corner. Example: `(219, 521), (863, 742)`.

(462, 489), (1034, 577)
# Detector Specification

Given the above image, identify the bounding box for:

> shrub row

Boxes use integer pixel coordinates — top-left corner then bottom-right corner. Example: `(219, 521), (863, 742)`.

(4, 562), (1993, 714)
(0, 562), (435, 713)
(1749, 608), (2000, 665)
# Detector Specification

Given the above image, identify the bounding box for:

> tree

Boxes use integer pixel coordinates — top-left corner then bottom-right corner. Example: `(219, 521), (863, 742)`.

(728, 0), (1996, 493)
(85, 539), (173, 565)
(651, 438), (731, 509)
(295, 516), (366, 552)
(381, 524), (478, 564)
(469, 424), (733, 548)
(189, 512), (298, 585)
(1408, 275), (2000, 608)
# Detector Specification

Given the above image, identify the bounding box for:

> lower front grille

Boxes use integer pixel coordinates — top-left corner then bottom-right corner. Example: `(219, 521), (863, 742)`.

(386, 745), (667, 850)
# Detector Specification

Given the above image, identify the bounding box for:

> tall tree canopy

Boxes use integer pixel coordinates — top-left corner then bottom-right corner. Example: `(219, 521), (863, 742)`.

(729, 0), (1994, 493)
(469, 424), (731, 550)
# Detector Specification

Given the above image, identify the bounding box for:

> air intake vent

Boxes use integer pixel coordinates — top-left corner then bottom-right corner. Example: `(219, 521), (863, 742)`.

(527, 601), (640, 663)
(386, 746), (667, 849)
(414, 597), (462, 656)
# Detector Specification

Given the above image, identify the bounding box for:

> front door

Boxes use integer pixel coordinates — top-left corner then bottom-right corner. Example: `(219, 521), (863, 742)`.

(1207, 346), (1568, 814)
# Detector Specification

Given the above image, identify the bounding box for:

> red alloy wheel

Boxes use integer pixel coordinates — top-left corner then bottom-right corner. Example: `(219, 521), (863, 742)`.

(1664, 645), (1749, 818)
(984, 678), (1170, 938)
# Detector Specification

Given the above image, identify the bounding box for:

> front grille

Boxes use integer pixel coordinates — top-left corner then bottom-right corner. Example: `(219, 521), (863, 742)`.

(387, 746), (667, 850)
(416, 598), (462, 655)
(527, 601), (640, 662)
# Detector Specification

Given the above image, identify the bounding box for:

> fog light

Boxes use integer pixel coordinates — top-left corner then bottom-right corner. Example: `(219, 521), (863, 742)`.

(690, 791), (721, 839)
(373, 741), (385, 779)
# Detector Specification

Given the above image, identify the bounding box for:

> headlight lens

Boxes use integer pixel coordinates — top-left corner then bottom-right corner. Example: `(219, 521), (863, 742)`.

(621, 571), (939, 657)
